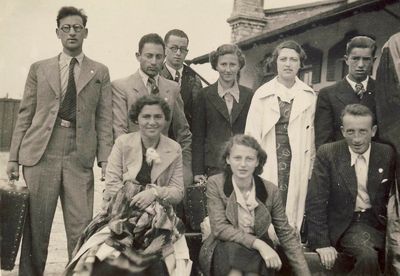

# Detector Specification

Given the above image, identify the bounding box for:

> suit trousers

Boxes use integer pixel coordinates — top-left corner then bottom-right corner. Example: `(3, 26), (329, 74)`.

(339, 213), (385, 276)
(19, 124), (94, 276)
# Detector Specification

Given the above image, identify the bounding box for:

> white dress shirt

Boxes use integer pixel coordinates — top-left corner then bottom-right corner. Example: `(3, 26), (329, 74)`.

(59, 51), (84, 100)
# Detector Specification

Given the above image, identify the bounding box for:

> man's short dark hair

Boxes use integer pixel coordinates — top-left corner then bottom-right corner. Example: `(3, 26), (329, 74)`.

(164, 29), (189, 45)
(346, 36), (377, 57)
(340, 104), (375, 125)
(129, 95), (171, 124)
(138, 33), (165, 54)
(57, 6), (87, 27)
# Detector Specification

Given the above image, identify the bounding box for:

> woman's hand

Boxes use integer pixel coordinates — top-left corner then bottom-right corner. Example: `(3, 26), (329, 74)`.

(194, 174), (207, 183)
(253, 239), (282, 271)
(130, 189), (156, 210)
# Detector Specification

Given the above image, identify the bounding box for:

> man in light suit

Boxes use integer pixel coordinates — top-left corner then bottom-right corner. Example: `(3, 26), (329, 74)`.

(112, 33), (192, 187)
(315, 36), (378, 149)
(161, 29), (202, 130)
(306, 104), (395, 275)
(6, 6), (113, 276)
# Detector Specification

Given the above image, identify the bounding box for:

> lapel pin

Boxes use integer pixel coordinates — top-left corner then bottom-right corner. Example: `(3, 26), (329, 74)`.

(90, 70), (94, 74)
(368, 92), (371, 95)
(164, 97), (168, 101)
(378, 168), (383, 173)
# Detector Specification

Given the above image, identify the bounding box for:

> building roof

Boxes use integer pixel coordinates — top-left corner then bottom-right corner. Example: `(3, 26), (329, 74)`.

(188, 0), (396, 65)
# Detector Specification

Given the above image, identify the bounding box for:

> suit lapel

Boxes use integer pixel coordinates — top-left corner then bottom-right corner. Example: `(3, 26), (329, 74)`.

(44, 56), (61, 96)
(335, 79), (358, 106)
(158, 77), (172, 103)
(289, 89), (314, 123)
(151, 135), (177, 183)
(226, 192), (239, 228)
(124, 133), (143, 181)
(207, 83), (231, 123)
(337, 141), (358, 199)
(131, 71), (149, 97)
(230, 86), (250, 124)
(161, 65), (173, 81)
(76, 57), (96, 94)
(367, 143), (383, 203)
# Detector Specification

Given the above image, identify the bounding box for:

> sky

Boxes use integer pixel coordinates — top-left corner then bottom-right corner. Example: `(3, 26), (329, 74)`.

(0, 0), (317, 99)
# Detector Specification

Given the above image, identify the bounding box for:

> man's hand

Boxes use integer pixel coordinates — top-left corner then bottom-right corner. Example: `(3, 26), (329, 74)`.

(253, 239), (282, 270)
(100, 161), (107, 181)
(6, 161), (20, 181)
(130, 189), (156, 210)
(316, 246), (338, 270)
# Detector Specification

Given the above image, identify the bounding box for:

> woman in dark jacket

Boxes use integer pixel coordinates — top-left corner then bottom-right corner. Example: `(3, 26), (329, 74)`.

(192, 44), (253, 182)
(199, 134), (310, 276)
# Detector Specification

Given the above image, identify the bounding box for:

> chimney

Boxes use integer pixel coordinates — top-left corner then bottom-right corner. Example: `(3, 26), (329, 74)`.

(227, 0), (267, 43)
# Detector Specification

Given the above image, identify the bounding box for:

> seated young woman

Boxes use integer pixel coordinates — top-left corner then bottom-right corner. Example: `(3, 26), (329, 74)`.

(64, 95), (190, 276)
(199, 134), (310, 276)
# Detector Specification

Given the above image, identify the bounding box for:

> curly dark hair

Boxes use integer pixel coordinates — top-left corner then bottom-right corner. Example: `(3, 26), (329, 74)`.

(138, 33), (165, 54)
(209, 44), (246, 71)
(57, 6), (87, 27)
(221, 134), (267, 176)
(129, 95), (171, 124)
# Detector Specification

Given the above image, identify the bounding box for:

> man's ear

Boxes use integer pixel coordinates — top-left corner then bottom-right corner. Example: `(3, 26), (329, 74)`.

(344, 55), (349, 66)
(135, 52), (140, 62)
(84, 28), (88, 39)
(371, 125), (377, 137)
(56, 28), (60, 38)
(340, 125), (345, 136)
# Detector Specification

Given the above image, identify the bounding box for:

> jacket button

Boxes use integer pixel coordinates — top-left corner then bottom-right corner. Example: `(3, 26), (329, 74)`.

(47, 127), (51, 131)
(51, 111), (56, 115)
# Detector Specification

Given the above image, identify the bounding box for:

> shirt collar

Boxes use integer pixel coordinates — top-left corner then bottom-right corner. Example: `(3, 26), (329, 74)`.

(139, 68), (159, 87)
(349, 144), (371, 166)
(217, 80), (240, 102)
(346, 75), (369, 91)
(59, 51), (84, 67)
(232, 177), (258, 211)
(165, 63), (183, 79)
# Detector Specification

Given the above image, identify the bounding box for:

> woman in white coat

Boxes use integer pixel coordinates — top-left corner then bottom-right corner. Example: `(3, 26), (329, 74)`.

(245, 40), (316, 234)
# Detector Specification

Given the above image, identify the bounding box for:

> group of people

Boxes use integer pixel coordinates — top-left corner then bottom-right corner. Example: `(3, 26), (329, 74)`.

(5, 5), (400, 276)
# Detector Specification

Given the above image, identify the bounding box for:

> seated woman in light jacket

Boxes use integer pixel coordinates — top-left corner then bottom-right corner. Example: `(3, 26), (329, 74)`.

(199, 134), (310, 276)
(245, 41), (316, 233)
(64, 95), (190, 276)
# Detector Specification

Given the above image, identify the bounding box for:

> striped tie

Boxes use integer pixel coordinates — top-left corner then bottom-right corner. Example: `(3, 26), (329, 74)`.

(355, 83), (365, 100)
(148, 77), (159, 95)
(174, 71), (180, 83)
(58, 58), (77, 122)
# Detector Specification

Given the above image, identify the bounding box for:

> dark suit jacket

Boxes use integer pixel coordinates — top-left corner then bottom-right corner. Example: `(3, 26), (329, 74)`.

(111, 71), (192, 185)
(199, 173), (310, 276)
(306, 140), (395, 250)
(315, 78), (377, 149)
(192, 82), (253, 175)
(161, 64), (202, 129)
(9, 55), (113, 168)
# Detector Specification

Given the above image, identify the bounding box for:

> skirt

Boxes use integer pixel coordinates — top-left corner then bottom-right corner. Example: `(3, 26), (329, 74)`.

(212, 240), (275, 276)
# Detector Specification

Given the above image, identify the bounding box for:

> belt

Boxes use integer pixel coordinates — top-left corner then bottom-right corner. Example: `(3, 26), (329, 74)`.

(353, 209), (372, 221)
(56, 117), (75, 128)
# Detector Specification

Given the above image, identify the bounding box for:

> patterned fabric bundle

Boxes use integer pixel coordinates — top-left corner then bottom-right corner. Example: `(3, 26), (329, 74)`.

(70, 180), (185, 274)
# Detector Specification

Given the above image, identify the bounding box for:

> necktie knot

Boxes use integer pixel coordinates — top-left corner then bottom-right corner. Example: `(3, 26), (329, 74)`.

(70, 57), (77, 67)
(174, 71), (180, 83)
(355, 83), (365, 99)
(148, 77), (159, 95)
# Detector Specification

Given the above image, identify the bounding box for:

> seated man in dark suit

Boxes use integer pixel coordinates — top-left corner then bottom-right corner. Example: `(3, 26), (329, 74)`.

(306, 104), (395, 275)
(315, 36), (377, 149)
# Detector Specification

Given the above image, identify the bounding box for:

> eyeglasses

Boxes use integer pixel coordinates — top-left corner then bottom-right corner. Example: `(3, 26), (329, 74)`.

(59, 24), (84, 33)
(168, 46), (189, 54)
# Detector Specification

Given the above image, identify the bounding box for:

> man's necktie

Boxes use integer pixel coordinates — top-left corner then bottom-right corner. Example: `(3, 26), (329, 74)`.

(174, 71), (180, 83)
(355, 154), (370, 210)
(148, 77), (159, 95)
(355, 83), (365, 100)
(224, 92), (234, 117)
(58, 58), (77, 122)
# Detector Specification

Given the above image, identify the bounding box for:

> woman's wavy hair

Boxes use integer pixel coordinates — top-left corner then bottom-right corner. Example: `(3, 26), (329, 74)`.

(269, 40), (307, 73)
(221, 134), (267, 176)
(129, 95), (171, 124)
(209, 44), (246, 71)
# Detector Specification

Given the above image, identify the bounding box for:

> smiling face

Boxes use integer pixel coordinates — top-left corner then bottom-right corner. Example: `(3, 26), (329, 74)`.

(216, 53), (240, 86)
(165, 35), (188, 70)
(345, 47), (374, 83)
(276, 48), (301, 82)
(56, 15), (87, 56)
(341, 114), (377, 154)
(226, 144), (259, 183)
(136, 43), (165, 77)
(138, 104), (166, 142)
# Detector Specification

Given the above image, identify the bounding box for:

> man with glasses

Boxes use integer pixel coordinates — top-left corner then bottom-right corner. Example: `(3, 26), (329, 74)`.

(111, 33), (192, 191)
(6, 6), (112, 275)
(161, 29), (202, 129)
